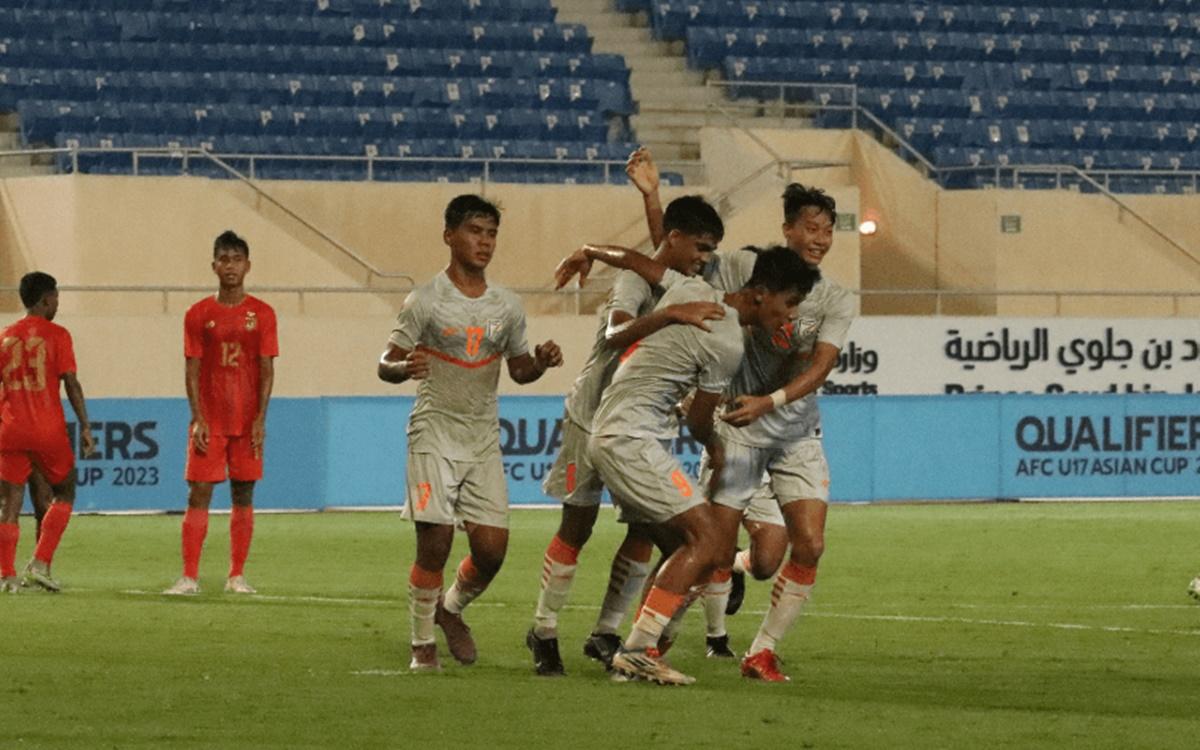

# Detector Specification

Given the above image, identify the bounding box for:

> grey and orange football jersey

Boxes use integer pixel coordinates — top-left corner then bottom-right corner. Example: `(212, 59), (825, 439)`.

(563, 267), (686, 430)
(706, 248), (857, 447)
(591, 277), (744, 441)
(389, 272), (529, 461)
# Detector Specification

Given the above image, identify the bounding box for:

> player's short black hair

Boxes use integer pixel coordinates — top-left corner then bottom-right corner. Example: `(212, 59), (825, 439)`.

(19, 271), (57, 309)
(782, 183), (837, 226)
(213, 230), (250, 258)
(744, 245), (821, 296)
(445, 194), (501, 230)
(662, 195), (724, 242)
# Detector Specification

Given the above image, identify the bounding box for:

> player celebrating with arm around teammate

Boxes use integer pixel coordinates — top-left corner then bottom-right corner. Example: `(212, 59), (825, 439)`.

(164, 230), (279, 596)
(525, 196), (726, 677)
(0, 272), (97, 592)
(587, 248), (819, 685)
(379, 195), (562, 673)
(623, 147), (857, 681)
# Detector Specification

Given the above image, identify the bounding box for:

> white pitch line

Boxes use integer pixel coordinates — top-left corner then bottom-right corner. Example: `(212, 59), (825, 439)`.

(801, 611), (1200, 638)
(119, 589), (1200, 639)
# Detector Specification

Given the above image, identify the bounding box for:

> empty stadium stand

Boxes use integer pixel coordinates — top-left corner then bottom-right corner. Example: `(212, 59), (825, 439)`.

(632, 0), (1200, 192)
(0, 0), (680, 184)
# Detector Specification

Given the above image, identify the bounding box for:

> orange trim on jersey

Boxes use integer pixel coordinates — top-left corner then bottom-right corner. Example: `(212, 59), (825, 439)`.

(418, 345), (500, 369)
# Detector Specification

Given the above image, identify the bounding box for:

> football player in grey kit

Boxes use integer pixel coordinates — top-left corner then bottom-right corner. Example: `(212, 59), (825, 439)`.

(583, 147), (857, 682)
(586, 248), (820, 685)
(526, 197), (727, 676)
(379, 194), (563, 673)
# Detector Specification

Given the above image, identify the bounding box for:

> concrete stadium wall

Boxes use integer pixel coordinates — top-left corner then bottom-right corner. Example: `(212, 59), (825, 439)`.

(706, 127), (1200, 317)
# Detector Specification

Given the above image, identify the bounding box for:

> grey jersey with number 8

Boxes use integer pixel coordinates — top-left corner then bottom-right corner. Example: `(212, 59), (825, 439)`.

(389, 272), (529, 461)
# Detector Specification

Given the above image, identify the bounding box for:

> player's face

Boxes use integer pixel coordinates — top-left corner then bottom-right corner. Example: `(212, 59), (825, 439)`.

(755, 289), (803, 334)
(782, 207), (834, 267)
(41, 290), (60, 321)
(445, 215), (499, 272)
(665, 230), (717, 277)
(212, 248), (250, 289)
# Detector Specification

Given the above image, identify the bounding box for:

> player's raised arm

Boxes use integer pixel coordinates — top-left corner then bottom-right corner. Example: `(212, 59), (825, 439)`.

(554, 244), (669, 290)
(507, 340), (563, 384)
(627, 147), (665, 248)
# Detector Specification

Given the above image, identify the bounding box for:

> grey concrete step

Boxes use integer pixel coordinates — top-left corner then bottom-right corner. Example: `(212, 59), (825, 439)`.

(592, 39), (678, 59)
(629, 69), (706, 89)
(554, 11), (634, 29)
(588, 26), (657, 45)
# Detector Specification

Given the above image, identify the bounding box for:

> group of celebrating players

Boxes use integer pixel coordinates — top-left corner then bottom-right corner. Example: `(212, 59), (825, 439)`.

(1, 146), (854, 686)
(382, 148), (854, 685)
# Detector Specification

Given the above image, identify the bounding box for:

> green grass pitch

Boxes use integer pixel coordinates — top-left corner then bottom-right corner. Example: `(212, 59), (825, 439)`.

(5, 502), (1200, 749)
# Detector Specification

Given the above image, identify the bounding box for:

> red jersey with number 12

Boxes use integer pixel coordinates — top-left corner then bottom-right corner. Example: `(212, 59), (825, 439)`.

(0, 316), (76, 447)
(184, 295), (278, 437)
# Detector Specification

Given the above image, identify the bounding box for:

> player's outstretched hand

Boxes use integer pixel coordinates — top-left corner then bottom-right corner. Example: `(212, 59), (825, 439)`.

(666, 301), (725, 332)
(721, 394), (775, 427)
(535, 340), (564, 370)
(403, 350), (431, 380)
(553, 246), (596, 290)
(191, 418), (210, 454)
(626, 147), (659, 196)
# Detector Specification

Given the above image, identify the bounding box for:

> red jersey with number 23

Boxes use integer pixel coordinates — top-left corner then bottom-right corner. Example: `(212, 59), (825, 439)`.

(0, 316), (76, 447)
(184, 295), (278, 437)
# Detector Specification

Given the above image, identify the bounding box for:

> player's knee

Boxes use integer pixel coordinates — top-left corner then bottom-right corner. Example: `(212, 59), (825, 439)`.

(751, 549), (786, 581)
(230, 481), (255, 506)
(790, 530), (825, 565)
(187, 483), (214, 507)
(557, 506), (597, 549)
(472, 550), (505, 581)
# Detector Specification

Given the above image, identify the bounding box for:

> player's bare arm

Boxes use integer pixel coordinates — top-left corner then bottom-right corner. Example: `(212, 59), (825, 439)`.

(507, 341), (563, 384)
(184, 356), (209, 454)
(554, 244), (668, 290)
(60, 371), (97, 458)
(604, 302), (726, 352)
(722, 341), (841, 427)
(377, 343), (431, 384)
(686, 389), (726, 498)
(626, 147), (665, 248)
(252, 355), (275, 459)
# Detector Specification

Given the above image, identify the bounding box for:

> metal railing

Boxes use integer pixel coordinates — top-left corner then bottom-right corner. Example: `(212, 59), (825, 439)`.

(6, 284), (1200, 317)
(698, 79), (1200, 270)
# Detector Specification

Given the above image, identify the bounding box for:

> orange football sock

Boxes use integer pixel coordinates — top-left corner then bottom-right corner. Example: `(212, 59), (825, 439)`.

(228, 505), (254, 577)
(181, 507), (209, 580)
(33, 501), (72, 565)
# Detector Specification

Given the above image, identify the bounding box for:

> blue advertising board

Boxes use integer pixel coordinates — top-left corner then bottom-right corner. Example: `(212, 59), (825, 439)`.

(54, 394), (1200, 512)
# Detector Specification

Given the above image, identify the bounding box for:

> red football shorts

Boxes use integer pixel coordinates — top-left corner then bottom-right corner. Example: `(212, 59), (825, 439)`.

(185, 433), (263, 483)
(0, 431), (75, 486)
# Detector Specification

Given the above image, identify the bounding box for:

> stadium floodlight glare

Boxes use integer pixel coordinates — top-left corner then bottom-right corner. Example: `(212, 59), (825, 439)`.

(858, 219), (878, 236)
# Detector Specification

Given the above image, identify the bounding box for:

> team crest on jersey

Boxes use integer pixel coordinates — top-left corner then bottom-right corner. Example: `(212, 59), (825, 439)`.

(771, 318), (820, 351)
(205, 320), (215, 329)
(245, 311), (258, 331)
(485, 318), (504, 340)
